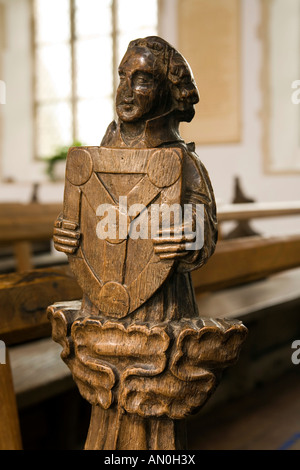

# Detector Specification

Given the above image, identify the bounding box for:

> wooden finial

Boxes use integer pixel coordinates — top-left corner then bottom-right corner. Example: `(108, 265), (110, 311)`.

(48, 36), (247, 450)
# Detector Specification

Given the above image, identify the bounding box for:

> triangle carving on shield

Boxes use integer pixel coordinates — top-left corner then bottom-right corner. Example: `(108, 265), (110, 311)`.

(64, 146), (183, 318)
(97, 173), (144, 203)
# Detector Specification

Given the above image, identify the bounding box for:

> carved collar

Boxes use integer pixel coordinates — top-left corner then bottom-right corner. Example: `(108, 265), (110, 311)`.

(101, 112), (184, 149)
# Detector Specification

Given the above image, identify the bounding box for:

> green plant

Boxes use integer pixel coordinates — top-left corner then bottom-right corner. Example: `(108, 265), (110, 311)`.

(44, 141), (82, 181)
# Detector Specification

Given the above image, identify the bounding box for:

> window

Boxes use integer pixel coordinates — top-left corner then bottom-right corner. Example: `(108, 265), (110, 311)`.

(261, 0), (300, 173)
(33, 0), (158, 159)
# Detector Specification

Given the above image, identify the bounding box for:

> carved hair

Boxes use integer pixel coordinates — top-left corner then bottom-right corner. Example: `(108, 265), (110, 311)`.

(127, 36), (200, 122)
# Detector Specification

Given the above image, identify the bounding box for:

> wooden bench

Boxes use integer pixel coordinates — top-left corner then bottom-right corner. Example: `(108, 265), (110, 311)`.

(192, 234), (300, 292)
(0, 202), (62, 272)
(4, 261), (300, 449)
(218, 200), (300, 222)
(1, 200), (299, 273)
(1, 201), (300, 449)
(0, 265), (82, 450)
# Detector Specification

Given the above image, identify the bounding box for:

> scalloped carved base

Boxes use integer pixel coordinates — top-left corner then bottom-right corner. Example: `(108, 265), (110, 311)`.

(47, 301), (247, 450)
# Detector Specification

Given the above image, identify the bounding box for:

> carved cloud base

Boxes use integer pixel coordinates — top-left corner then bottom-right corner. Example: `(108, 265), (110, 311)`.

(47, 301), (247, 450)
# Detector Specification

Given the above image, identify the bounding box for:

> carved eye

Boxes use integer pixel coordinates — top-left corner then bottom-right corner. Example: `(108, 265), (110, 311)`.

(132, 72), (154, 89)
(137, 76), (150, 84)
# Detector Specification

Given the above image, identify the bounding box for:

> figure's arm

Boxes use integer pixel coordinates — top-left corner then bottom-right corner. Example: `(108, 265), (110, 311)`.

(177, 155), (218, 272)
(153, 149), (218, 272)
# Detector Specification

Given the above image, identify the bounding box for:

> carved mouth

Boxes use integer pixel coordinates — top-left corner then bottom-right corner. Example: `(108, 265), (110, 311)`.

(120, 103), (135, 111)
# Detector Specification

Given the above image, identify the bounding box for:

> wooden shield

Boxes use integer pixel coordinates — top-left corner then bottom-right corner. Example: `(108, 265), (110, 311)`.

(63, 146), (183, 318)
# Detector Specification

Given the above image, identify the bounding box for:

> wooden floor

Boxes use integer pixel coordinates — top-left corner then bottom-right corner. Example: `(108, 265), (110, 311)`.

(187, 369), (300, 450)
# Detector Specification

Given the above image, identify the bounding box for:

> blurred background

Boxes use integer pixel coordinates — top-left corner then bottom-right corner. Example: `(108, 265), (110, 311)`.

(0, 0), (300, 270)
(0, 0), (299, 451)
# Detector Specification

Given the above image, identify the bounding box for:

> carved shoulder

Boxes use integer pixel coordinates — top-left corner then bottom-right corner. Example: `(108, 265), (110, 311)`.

(100, 120), (118, 147)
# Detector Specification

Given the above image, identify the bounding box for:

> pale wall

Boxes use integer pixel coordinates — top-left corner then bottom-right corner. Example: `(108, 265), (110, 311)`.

(167, 0), (300, 236)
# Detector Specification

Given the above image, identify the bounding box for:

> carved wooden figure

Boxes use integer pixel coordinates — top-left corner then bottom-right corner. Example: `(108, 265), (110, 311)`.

(47, 37), (247, 450)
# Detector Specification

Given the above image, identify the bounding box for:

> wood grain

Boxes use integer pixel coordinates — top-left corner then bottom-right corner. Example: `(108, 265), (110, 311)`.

(0, 266), (82, 345)
(0, 351), (22, 450)
(192, 235), (300, 292)
(0, 203), (62, 244)
(48, 302), (247, 449)
(218, 201), (300, 221)
(48, 35), (247, 450)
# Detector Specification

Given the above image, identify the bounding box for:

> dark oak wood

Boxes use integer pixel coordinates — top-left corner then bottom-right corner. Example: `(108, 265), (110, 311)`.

(0, 202), (62, 271)
(192, 234), (300, 292)
(0, 202), (62, 244)
(13, 241), (33, 272)
(48, 36), (247, 450)
(0, 266), (82, 345)
(9, 337), (74, 410)
(0, 350), (22, 450)
(48, 302), (247, 450)
(0, 266), (82, 450)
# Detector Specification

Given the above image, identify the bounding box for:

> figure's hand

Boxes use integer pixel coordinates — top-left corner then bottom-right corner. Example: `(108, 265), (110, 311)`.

(153, 226), (196, 260)
(53, 214), (81, 255)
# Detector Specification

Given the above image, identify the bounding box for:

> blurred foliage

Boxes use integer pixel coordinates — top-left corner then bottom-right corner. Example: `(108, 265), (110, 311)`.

(44, 141), (83, 181)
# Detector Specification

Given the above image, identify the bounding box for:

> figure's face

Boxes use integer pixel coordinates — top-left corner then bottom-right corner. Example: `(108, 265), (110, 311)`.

(116, 47), (163, 123)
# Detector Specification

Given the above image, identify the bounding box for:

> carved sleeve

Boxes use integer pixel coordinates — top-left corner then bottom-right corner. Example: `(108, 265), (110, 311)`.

(177, 148), (218, 273)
